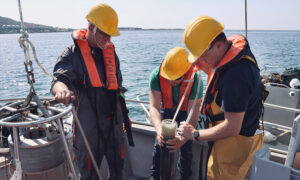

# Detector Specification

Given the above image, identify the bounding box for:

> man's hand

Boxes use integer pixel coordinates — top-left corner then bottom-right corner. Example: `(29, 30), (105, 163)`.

(123, 118), (132, 133)
(157, 132), (165, 147)
(178, 122), (196, 140)
(54, 89), (75, 106)
(166, 136), (186, 152)
(53, 81), (75, 106)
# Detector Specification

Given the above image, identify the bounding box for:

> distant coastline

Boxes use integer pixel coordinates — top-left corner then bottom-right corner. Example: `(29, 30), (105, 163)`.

(0, 16), (73, 34)
(1, 16), (299, 34)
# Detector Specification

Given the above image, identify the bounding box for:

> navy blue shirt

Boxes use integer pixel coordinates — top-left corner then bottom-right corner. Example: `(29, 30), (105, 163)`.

(215, 59), (263, 136)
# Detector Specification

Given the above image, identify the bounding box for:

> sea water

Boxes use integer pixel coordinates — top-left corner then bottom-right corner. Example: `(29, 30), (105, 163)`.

(0, 30), (299, 121)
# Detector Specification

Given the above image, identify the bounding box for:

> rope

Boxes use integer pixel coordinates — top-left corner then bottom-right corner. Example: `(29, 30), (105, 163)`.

(17, 0), (57, 82)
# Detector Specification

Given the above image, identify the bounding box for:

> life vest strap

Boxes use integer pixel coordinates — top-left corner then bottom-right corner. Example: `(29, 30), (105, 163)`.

(102, 44), (118, 90)
(72, 29), (119, 89)
(76, 39), (103, 87)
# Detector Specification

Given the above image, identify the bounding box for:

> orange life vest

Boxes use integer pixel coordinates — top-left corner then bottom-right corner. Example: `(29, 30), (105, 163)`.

(159, 66), (196, 111)
(200, 35), (258, 120)
(72, 29), (118, 90)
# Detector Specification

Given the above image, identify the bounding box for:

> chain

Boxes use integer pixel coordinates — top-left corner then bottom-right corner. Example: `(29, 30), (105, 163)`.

(19, 34), (35, 85)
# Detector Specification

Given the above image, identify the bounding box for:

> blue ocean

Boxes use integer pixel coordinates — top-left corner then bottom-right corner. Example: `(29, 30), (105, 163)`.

(0, 30), (299, 121)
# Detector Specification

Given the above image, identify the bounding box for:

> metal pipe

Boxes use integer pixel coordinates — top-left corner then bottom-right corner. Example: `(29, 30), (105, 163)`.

(285, 115), (300, 166)
(72, 106), (103, 180)
(245, 0), (248, 38)
(0, 101), (23, 112)
(264, 103), (300, 113)
(136, 94), (151, 123)
(172, 71), (196, 124)
(0, 96), (149, 104)
(0, 105), (72, 127)
(56, 118), (78, 180)
(32, 94), (51, 117)
(263, 121), (292, 131)
(3, 106), (41, 120)
(186, 70), (202, 124)
(46, 106), (66, 113)
(12, 127), (22, 180)
(0, 114), (22, 122)
(126, 99), (150, 104)
(0, 96), (54, 102)
(269, 147), (287, 155)
(12, 127), (20, 160)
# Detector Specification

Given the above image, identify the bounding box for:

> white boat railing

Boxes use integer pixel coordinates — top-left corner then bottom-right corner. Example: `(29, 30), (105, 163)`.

(133, 93), (300, 124)
(4, 93), (299, 125)
(264, 103), (300, 114)
(136, 93), (151, 124)
(265, 82), (290, 88)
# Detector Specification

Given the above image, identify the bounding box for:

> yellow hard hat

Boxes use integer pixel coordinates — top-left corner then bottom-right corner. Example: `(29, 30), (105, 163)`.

(160, 47), (192, 80)
(86, 3), (120, 36)
(183, 16), (224, 63)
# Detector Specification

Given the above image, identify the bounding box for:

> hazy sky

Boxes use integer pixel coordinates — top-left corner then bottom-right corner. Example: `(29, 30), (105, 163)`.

(2, 0), (300, 30)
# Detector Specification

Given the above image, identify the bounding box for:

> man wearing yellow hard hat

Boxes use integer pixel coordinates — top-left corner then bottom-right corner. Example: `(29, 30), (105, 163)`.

(51, 3), (129, 180)
(149, 47), (203, 180)
(178, 16), (266, 180)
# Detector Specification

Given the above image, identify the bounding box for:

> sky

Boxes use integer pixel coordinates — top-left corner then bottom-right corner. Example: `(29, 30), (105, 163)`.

(1, 0), (300, 30)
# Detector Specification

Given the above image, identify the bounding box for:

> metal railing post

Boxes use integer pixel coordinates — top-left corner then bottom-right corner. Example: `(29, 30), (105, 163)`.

(285, 114), (300, 166)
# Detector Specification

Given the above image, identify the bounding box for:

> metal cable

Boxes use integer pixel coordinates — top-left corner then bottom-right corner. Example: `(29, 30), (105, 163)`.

(17, 0), (57, 82)
(245, 0), (248, 38)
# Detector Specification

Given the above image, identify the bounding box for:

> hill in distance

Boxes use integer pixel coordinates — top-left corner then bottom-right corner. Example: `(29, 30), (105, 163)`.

(0, 16), (73, 34)
(0, 16), (186, 34)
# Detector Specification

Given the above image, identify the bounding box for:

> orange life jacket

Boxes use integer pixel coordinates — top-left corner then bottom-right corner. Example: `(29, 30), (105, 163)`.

(72, 29), (118, 90)
(159, 66), (196, 111)
(200, 35), (258, 121)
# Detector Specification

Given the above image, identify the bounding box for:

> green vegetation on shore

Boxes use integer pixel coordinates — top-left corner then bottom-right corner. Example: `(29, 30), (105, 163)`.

(0, 16), (73, 34)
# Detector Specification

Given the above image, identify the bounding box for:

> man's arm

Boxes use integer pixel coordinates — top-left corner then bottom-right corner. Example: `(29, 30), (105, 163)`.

(187, 99), (201, 127)
(178, 111), (244, 141)
(149, 89), (165, 147)
(51, 45), (77, 106)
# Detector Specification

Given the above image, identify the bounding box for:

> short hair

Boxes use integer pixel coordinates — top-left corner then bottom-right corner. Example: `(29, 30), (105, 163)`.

(209, 32), (227, 49)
